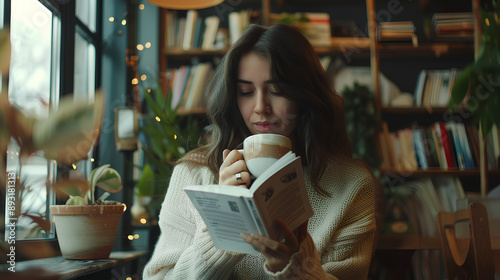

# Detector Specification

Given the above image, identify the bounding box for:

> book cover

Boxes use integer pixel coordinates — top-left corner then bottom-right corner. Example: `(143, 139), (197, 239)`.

(447, 122), (466, 170)
(456, 123), (475, 169)
(425, 127), (439, 168)
(414, 69), (427, 107)
(202, 16), (220, 50)
(184, 152), (313, 254)
(382, 122), (399, 170)
(412, 127), (428, 170)
(444, 122), (458, 168)
(182, 10), (199, 50)
(437, 122), (454, 169)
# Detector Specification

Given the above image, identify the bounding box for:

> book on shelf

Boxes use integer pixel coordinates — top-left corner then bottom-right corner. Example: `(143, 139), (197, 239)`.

(184, 151), (313, 254)
(183, 62), (213, 110)
(182, 10), (199, 50)
(191, 17), (204, 49)
(164, 11), (227, 51)
(412, 127), (429, 170)
(269, 12), (332, 47)
(415, 68), (460, 108)
(170, 65), (189, 109)
(378, 21), (418, 46)
(436, 122), (455, 169)
(167, 63), (214, 111)
(446, 122), (466, 170)
(229, 10), (252, 45)
(165, 10), (177, 48)
(201, 16), (220, 50)
(430, 12), (473, 42)
(414, 69), (427, 107)
(379, 121), (483, 171)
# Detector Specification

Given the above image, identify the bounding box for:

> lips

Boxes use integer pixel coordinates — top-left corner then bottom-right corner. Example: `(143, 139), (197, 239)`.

(254, 121), (276, 132)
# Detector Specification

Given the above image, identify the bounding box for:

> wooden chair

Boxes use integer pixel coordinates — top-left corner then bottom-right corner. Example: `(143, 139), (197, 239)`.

(437, 201), (495, 280)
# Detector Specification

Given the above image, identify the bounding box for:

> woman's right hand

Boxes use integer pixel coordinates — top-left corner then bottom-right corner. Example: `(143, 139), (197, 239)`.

(219, 149), (251, 187)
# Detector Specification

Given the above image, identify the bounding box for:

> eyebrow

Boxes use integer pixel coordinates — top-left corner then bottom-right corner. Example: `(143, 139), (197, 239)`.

(236, 79), (278, 84)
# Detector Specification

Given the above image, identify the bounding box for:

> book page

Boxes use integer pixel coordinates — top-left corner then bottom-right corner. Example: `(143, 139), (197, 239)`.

(184, 186), (261, 254)
(251, 155), (314, 239)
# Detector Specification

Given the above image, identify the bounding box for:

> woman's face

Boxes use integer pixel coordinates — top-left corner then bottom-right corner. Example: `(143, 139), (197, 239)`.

(236, 52), (298, 138)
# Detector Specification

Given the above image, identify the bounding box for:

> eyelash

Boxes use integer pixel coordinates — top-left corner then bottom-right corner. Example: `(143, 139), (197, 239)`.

(238, 89), (282, 96)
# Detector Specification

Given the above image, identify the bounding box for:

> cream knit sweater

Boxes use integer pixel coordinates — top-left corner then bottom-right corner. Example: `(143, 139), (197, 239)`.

(143, 157), (376, 280)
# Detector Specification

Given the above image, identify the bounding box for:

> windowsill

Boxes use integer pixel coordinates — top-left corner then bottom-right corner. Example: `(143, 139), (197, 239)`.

(1, 250), (148, 279)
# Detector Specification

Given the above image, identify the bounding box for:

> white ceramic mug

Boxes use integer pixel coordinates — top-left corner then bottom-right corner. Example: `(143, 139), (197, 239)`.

(240, 134), (292, 177)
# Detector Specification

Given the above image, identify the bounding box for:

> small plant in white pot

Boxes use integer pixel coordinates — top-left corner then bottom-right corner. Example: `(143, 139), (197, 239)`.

(50, 164), (124, 260)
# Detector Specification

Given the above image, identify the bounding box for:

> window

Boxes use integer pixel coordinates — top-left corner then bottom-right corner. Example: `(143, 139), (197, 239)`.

(2, 0), (100, 242)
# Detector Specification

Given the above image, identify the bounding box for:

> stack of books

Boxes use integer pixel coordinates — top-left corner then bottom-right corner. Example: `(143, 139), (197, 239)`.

(270, 12), (332, 47)
(431, 12), (473, 41)
(378, 21), (418, 46)
(165, 9), (255, 51)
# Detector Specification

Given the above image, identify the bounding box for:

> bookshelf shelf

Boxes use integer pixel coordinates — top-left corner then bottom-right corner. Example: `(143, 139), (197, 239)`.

(377, 42), (474, 58)
(163, 47), (229, 57)
(380, 106), (451, 114)
(379, 168), (500, 177)
(314, 37), (371, 54)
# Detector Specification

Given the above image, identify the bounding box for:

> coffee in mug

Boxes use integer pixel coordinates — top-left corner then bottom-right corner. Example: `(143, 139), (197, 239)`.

(242, 134), (292, 177)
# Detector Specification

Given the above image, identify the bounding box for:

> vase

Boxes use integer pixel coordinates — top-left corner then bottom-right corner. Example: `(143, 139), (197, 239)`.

(50, 204), (125, 259)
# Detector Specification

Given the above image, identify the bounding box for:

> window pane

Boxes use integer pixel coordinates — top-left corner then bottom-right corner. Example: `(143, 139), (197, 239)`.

(74, 30), (96, 103)
(9, 0), (52, 117)
(76, 0), (96, 32)
(5, 0), (55, 240)
(73, 31), (96, 177)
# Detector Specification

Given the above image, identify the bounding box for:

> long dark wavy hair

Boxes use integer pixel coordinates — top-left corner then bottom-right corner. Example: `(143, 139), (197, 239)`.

(179, 24), (352, 196)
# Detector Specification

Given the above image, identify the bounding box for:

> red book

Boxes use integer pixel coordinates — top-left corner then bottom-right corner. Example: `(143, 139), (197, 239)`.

(437, 122), (455, 169)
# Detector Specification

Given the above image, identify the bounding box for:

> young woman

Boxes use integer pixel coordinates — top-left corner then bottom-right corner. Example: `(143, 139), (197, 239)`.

(143, 24), (376, 279)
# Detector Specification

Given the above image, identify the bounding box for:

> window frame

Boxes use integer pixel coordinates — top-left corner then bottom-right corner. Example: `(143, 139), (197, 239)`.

(2, 0), (102, 259)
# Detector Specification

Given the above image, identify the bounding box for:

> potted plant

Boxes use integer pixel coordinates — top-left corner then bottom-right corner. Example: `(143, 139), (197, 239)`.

(50, 164), (124, 260)
(449, 0), (500, 196)
(133, 86), (203, 223)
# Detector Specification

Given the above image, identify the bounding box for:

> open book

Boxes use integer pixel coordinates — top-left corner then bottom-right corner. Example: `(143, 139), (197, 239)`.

(184, 151), (314, 254)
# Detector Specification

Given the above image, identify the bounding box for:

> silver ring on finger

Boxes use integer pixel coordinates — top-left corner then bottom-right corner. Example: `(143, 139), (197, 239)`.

(236, 172), (243, 185)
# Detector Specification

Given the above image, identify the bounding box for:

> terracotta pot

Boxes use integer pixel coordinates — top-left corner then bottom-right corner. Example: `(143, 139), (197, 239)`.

(50, 204), (125, 259)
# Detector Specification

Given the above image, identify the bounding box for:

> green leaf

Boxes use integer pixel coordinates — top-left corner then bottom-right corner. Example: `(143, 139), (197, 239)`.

(89, 164), (110, 190)
(32, 92), (104, 164)
(54, 178), (90, 198)
(136, 164), (155, 196)
(449, 66), (473, 111)
(95, 168), (123, 193)
(20, 213), (51, 232)
(65, 196), (87, 206)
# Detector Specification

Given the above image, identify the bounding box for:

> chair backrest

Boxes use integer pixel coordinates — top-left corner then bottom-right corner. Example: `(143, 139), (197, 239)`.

(437, 201), (495, 280)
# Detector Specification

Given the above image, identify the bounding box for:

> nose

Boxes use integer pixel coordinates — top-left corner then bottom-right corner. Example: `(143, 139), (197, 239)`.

(254, 91), (271, 115)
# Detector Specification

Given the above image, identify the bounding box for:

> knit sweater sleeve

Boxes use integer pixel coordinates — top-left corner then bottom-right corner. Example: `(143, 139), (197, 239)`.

(142, 162), (246, 279)
(264, 162), (376, 280)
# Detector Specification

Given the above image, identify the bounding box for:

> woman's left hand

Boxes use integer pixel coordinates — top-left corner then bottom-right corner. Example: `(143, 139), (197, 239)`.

(241, 218), (308, 272)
